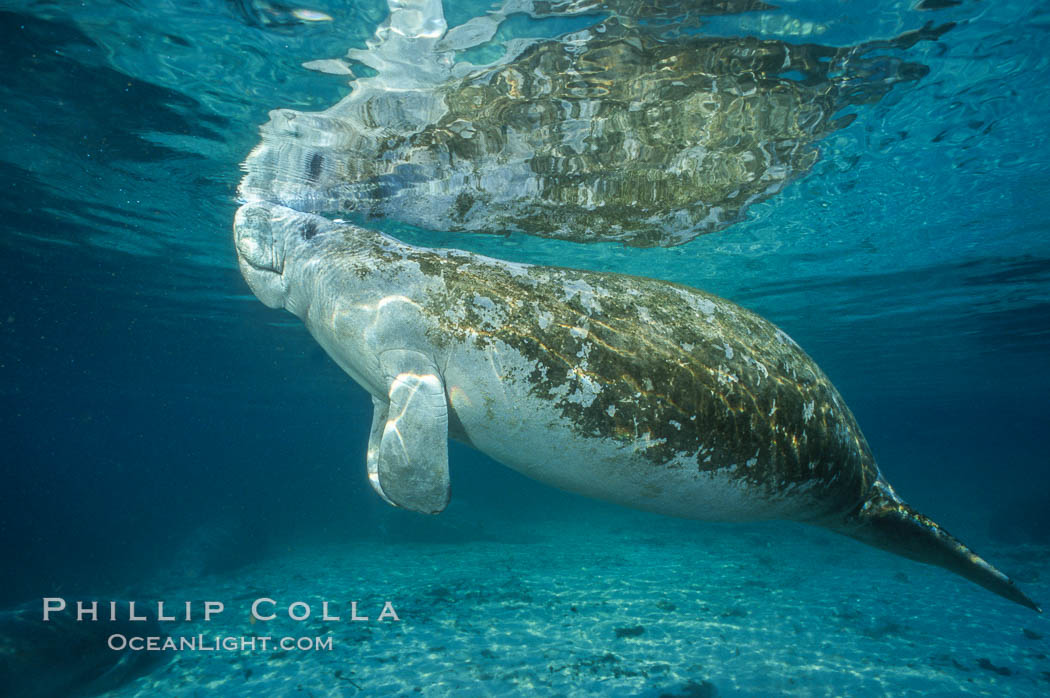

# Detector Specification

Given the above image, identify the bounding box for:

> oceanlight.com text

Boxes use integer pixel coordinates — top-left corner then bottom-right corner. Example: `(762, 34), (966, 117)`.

(108, 634), (334, 652)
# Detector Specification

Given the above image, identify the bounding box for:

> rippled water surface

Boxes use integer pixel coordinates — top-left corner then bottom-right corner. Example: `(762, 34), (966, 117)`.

(1, 1), (1049, 695)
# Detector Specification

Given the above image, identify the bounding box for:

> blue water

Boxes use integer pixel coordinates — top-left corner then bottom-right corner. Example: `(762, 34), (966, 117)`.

(1, 1), (1049, 695)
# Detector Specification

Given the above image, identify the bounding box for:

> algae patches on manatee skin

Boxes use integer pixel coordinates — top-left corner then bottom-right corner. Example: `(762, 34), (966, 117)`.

(333, 232), (879, 513)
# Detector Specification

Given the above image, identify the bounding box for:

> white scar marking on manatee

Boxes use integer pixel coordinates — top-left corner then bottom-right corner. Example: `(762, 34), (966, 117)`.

(561, 279), (602, 312)
(744, 356), (770, 380)
(471, 293), (501, 329)
(716, 366), (739, 386)
(694, 297), (716, 318)
(499, 260), (532, 278)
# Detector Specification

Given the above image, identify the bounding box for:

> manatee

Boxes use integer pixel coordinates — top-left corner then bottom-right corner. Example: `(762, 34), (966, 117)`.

(240, 1), (950, 247)
(234, 200), (1040, 612)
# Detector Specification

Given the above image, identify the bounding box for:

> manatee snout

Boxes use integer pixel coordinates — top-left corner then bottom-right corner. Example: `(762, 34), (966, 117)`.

(233, 203), (288, 309)
(235, 202), (334, 309)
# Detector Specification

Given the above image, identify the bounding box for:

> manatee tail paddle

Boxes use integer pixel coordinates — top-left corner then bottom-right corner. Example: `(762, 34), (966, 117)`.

(835, 482), (1041, 612)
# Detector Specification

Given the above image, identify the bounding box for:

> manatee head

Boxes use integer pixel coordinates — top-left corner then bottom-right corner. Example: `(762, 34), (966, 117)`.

(234, 201), (333, 309)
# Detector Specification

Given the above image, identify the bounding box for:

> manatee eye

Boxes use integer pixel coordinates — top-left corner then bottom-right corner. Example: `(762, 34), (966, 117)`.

(306, 152), (324, 184)
(300, 221), (319, 240)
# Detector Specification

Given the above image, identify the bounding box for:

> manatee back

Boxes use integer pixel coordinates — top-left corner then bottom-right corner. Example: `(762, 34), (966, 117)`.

(396, 246), (879, 520)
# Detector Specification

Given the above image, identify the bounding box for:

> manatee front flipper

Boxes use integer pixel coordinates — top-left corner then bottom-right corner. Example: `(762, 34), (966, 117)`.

(366, 397), (397, 509)
(365, 350), (450, 514)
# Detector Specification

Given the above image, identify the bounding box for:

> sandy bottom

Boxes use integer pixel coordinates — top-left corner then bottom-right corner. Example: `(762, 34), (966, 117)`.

(102, 511), (1049, 697)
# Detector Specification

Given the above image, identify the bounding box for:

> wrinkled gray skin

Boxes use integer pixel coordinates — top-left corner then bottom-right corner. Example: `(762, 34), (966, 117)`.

(235, 201), (1039, 612)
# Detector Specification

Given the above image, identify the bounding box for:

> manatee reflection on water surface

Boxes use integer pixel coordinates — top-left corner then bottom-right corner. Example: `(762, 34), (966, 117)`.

(240, 0), (950, 246)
